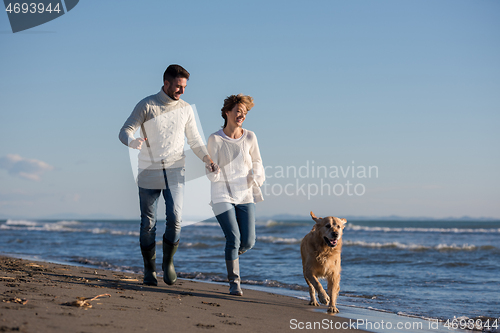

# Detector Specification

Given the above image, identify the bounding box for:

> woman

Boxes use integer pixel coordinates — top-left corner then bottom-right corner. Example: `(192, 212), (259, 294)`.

(206, 94), (265, 296)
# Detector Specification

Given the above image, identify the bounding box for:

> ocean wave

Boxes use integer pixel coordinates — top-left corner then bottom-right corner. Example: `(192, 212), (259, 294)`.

(4, 219), (80, 226)
(88, 228), (139, 237)
(186, 221), (219, 227)
(0, 220), (141, 237)
(180, 242), (219, 249)
(4, 219), (40, 227)
(344, 240), (496, 252)
(1, 219), (81, 232)
(257, 236), (302, 244)
(178, 271), (309, 291)
(261, 220), (311, 227)
(178, 271), (226, 282)
(345, 240), (428, 250)
(111, 230), (140, 236)
(347, 224), (500, 234)
(92, 228), (140, 237)
(244, 279), (308, 291)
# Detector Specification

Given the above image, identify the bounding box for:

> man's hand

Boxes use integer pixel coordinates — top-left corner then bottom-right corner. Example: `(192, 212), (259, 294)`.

(203, 155), (220, 173)
(129, 138), (146, 149)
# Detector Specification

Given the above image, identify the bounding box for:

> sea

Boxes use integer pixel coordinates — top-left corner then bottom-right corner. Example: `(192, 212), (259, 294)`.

(1, 218), (499, 332)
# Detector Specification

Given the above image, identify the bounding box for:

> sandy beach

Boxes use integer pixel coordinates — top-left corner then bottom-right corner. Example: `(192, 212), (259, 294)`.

(0, 256), (367, 332)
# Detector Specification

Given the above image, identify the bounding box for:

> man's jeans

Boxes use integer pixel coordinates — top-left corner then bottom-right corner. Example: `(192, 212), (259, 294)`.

(212, 202), (255, 261)
(138, 167), (185, 248)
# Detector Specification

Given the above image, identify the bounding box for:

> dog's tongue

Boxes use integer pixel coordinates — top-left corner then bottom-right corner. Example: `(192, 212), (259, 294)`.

(325, 237), (337, 247)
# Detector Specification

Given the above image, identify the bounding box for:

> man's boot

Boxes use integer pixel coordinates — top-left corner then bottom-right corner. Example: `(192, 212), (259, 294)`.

(141, 243), (157, 286)
(226, 258), (243, 296)
(162, 237), (179, 285)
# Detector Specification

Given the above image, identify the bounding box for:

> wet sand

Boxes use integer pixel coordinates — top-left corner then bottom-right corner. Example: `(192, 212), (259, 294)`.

(0, 256), (367, 332)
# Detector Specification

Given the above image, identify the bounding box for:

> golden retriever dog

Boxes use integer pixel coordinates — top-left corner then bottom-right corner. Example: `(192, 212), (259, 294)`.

(300, 211), (346, 313)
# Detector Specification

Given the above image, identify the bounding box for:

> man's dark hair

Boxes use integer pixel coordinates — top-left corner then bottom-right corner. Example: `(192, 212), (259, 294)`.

(163, 64), (190, 83)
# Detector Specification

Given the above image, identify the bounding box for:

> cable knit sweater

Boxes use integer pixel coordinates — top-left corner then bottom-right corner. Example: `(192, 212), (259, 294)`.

(206, 129), (265, 205)
(119, 88), (208, 170)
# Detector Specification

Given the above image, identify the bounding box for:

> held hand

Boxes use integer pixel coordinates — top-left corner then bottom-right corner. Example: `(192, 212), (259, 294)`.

(209, 162), (220, 174)
(203, 155), (220, 173)
(129, 138), (146, 150)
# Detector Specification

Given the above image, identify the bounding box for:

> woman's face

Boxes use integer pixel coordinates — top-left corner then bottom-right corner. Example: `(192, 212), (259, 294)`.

(226, 103), (247, 127)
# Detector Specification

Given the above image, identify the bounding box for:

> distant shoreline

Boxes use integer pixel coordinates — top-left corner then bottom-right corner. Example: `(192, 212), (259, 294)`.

(1, 215), (499, 222)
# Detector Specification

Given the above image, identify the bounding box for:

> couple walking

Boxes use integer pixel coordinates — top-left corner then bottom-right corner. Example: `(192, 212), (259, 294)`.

(119, 64), (265, 296)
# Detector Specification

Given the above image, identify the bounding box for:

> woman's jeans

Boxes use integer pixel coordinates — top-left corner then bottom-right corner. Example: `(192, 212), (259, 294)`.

(212, 202), (255, 261)
(138, 167), (184, 248)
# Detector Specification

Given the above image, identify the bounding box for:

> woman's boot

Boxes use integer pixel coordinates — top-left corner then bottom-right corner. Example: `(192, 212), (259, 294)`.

(162, 237), (179, 285)
(140, 243), (157, 286)
(226, 258), (243, 296)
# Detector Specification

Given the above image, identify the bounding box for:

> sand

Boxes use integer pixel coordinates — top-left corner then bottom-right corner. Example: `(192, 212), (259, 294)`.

(0, 255), (368, 332)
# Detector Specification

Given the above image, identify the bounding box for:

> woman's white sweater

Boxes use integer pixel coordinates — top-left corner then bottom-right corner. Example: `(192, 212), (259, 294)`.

(206, 129), (265, 205)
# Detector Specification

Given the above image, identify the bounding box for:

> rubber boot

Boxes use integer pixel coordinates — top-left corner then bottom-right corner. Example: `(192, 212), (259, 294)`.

(140, 243), (157, 286)
(162, 237), (179, 285)
(226, 258), (243, 296)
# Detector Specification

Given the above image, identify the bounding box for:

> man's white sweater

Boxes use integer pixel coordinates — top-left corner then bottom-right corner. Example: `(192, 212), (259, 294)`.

(207, 129), (265, 205)
(119, 88), (208, 170)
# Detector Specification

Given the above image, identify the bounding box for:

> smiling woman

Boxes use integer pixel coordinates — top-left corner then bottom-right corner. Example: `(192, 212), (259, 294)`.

(220, 94), (255, 131)
(206, 93), (265, 296)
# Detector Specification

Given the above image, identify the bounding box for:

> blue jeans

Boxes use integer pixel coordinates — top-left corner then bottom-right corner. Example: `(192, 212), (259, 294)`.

(138, 167), (185, 248)
(212, 202), (255, 261)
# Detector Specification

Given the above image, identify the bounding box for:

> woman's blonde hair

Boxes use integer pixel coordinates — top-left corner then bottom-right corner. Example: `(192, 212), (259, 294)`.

(221, 94), (254, 128)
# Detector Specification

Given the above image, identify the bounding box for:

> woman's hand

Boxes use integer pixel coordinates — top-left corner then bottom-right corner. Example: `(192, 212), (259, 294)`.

(129, 138), (146, 149)
(203, 155), (220, 173)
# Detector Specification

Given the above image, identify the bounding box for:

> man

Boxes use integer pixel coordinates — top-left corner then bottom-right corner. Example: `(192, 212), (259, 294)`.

(119, 64), (217, 286)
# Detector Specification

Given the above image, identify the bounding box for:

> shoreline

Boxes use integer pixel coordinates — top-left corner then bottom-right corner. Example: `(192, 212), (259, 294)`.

(0, 255), (369, 333)
(0, 254), (472, 333)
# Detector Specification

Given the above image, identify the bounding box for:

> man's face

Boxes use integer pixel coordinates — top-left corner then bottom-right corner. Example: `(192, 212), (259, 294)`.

(164, 77), (187, 100)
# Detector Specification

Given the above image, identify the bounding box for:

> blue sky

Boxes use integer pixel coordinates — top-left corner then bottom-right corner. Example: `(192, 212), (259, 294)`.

(1, 0), (499, 220)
